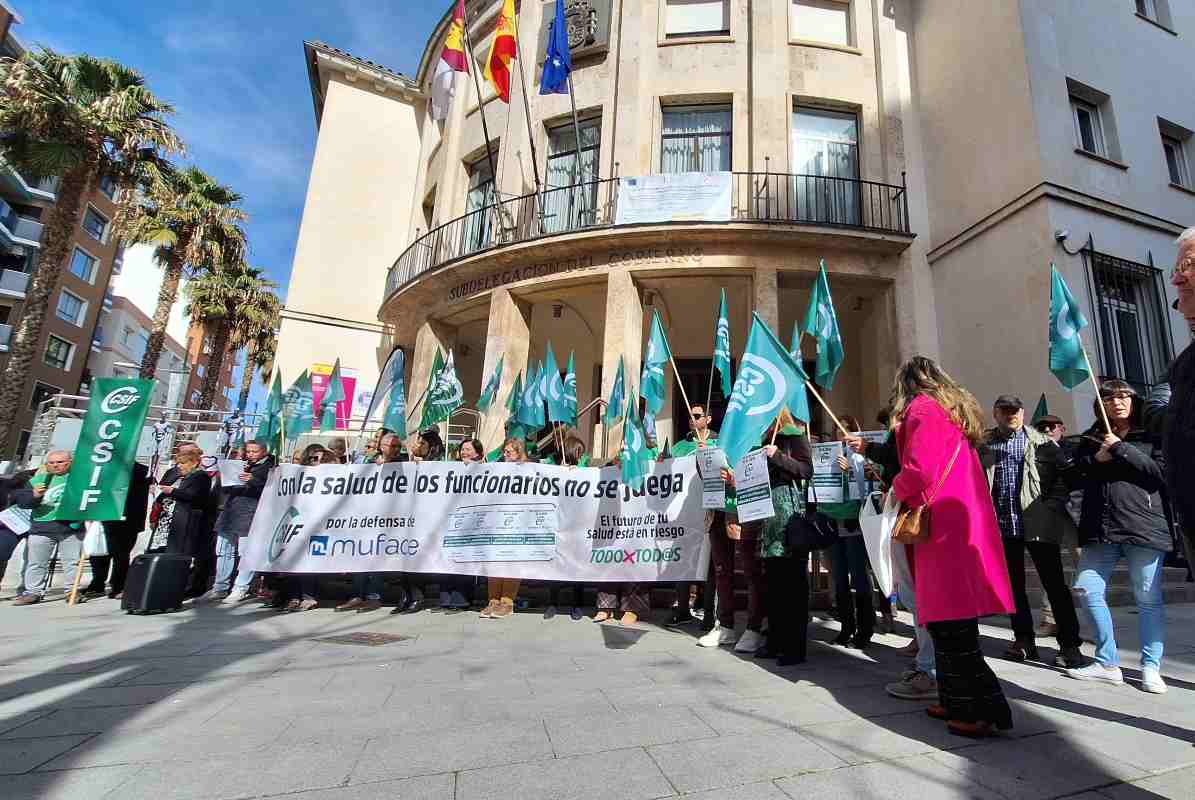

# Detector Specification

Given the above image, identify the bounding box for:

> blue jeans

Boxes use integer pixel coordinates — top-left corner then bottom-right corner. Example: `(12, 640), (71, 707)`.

(893, 541), (936, 677)
(352, 573), (382, 601)
(1073, 543), (1166, 669)
(211, 520), (254, 595)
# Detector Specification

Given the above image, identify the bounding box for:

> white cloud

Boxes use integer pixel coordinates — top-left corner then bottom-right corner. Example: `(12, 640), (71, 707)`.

(111, 243), (192, 346)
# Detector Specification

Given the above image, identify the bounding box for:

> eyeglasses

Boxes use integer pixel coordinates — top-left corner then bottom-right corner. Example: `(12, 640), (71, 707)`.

(1172, 258), (1195, 280)
(1100, 392), (1134, 401)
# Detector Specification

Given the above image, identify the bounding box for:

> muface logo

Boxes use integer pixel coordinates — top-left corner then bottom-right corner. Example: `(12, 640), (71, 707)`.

(309, 535), (328, 556)
(101, 386), (141, 414)
(726, 353), (785, 418)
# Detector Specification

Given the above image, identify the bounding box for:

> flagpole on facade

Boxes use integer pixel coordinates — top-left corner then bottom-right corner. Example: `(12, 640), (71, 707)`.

(511, 20), (542, 193)
(461, 11), (501, 195)
(565, 74), (588, 225)
(1080, 345), (1113, 434)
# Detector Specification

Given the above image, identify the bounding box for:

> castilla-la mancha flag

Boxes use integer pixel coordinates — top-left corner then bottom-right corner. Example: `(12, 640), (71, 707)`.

(484, 0), (518, 103)
(430, 0), (468, 121)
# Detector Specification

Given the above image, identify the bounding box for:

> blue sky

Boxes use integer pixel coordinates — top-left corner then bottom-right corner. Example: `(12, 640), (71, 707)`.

(14, 0), (445, 293)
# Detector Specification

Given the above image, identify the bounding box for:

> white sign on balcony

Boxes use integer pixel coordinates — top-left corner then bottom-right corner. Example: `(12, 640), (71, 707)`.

(614, 172), (732, 226)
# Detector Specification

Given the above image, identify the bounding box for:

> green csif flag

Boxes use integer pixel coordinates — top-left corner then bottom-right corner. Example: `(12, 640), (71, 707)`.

(604, 357), (625, 427)
(318, 359), (346, 431)
(504, 371), (525, 440)
(713, 288), (733, 397)
(641, 309), (672, 418)
(720, 313), (812, 468)
(425, 349), (464, 425)
(1031, 393), (1049, 425)
(518, 360), (546, 429)
(58, 378), (154, 520)
(801, 260), (844, 389)
(477, 356), (504, 413)
(256, 370), (284, 452)
(419, 349), (447, 428)
(282, 370), (314, 440)
(545, 343), (569, 423)
(382, 350), (408, 438)
(562, 351), (577, 426)
(620, 388), (651, 490)
(1049, 264), (1092, 390)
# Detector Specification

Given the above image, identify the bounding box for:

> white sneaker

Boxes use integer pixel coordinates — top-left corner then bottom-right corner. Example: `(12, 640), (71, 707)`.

(1066, 662), (1124, 686)
(697, 624), (738, 648)
(734, 629), (765, 653)
(1141, 666), (1168, 694)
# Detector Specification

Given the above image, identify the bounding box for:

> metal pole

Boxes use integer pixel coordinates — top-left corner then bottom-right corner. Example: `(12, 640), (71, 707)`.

(461, 13), (501, 192)
(566, 74), (587, 224)
(512, 25), (542, 192)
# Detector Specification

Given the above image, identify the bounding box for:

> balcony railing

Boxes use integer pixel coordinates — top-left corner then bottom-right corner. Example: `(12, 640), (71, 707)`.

(0, 323), (11, 350)
(386, 171), (911, 299)
(0, 268), (29, 298)
(0, 197), (44, 246)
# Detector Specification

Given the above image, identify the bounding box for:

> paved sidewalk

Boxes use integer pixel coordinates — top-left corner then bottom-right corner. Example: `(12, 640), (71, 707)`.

(0, 595), (1192, 800)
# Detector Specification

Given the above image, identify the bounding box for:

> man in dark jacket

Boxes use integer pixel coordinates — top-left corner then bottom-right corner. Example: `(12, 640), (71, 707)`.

(84, 461), (151, 599)
(12, 451), (83, 606)
(198, 440), (275, 603)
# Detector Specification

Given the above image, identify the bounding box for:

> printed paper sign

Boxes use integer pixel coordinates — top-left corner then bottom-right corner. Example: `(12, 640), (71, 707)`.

(734, 448), (775, 523)
(697, 447), (728, 509)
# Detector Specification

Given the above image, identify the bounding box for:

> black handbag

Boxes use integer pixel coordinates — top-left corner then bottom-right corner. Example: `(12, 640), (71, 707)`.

(784, 480), (839, 551)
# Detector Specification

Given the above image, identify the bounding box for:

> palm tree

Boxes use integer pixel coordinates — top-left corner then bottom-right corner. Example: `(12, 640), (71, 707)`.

(184, 263), (280, 409)
(238, 328), (277, 413)
(0, 50), (180, 452)
(120, 164), (247, 380)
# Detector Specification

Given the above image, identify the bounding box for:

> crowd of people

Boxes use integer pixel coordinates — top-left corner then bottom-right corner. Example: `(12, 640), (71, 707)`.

(0, 230), (1191, 739)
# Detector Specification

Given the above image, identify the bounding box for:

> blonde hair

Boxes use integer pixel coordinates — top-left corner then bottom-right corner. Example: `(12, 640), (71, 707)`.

(763, 407), (798, 441)
(502, 437), (528, 463)
(890, 356), (986, 447)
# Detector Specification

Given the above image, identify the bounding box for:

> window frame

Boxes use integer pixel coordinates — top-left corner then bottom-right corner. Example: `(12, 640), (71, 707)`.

(43, 334), (74, 371)
(1162, 134), (1191, 187)
(661, 0), (732, 43)
(68, 245), (99, 284)
(789, 0), (855, 50)
(55, 289), (87, 327)
(29, 380), (62, 412)
(660, 103), (734, 173)
(81, 204), (109, 243)
(98, 174), (118, 201)
(1071, 96), (1106, 157)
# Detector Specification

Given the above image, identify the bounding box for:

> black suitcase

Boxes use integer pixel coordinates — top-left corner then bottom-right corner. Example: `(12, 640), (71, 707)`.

(122, 554), (191, 613)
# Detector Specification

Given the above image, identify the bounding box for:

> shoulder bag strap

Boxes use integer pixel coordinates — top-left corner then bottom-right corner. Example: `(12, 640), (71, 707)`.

(926, 440), (963, 506)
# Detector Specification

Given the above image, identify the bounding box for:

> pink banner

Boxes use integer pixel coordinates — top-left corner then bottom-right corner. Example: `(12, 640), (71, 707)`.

(310, 365), (358, 431)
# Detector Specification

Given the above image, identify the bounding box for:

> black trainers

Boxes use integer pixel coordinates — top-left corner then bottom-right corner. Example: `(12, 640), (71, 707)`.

(665, 609), (696, 628)
(1055, 646), (1084, 669)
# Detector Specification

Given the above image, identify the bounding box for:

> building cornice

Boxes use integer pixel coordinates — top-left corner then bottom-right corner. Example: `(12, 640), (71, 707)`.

(303, 40), (423, 128)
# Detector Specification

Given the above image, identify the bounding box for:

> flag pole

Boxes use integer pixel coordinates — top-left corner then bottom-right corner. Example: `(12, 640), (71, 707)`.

(461, 11), (501, 195)
(1080, 345), (1113, 434)
(511, 17), (542, 193)
(565, 74), (588, 226)
(666, 354), (699, 432)
(804, 379), (851, 438)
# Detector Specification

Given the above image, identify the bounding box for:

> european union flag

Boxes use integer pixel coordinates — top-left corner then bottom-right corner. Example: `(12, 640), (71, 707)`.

(540, 0), (571, 95)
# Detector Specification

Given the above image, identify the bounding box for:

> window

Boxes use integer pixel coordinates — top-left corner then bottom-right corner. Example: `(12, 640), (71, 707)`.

(1086, 250), (1174, 393)
(1135, 0), (1174, 27)
(69, 247), (97, 283)
(791, 0), (851, 46)
(15, 430), (30, 459)
(29, 381), (60, 411)
(196, 364), (206, 379)
(0, 305), (10, 325)
(664, 0), (730, 38)
(82, 206), (108, 242)
(543, 118), (601, 233)
(189, 389), (201, 406)
(43, 335), (73, 370)
(462, 156), (496, 255)
(1071, 98), (1105, 156)
(99, 174), (118, 201)
(792, 106), (860, 225)
(202, 336), (213, 354)
(1163, 135), (1191, 187)
(121, 326), (135, 346)
(1067, 79), (1120, 161)
(55, 290), (86, 326)
(661, 105), (732, 172)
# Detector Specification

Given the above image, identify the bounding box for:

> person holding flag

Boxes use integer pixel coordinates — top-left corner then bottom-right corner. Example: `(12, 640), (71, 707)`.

(801, 261), (845, 389)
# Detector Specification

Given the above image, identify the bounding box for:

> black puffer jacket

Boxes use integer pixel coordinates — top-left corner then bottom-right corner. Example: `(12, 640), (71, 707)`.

(218, 454), (276, 534)
(1061, 427), (1170, 552)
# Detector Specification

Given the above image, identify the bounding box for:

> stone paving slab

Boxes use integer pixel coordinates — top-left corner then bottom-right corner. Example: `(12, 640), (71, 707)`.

(0, 595), (1192, 800)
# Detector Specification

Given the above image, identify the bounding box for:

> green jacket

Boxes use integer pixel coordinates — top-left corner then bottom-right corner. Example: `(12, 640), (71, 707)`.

(980, 425), (1076, 545)
(672, 432), (718, 458)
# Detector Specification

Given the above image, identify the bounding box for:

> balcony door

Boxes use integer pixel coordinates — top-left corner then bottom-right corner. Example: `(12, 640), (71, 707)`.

(543, 119), (601, 234)
(661, 105), (732, 173)
(462, 156), (496, 255)
(791, 107), (860, 226)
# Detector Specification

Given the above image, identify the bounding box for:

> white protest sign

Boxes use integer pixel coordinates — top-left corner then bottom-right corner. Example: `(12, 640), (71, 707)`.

(697, 447), (728, 509)
(809, 441), (845, 503)
(0, 506), (31, 535)
(218, 460), (246, 487)
(240, 458), (709, 582)
(733, 448), (775, 523)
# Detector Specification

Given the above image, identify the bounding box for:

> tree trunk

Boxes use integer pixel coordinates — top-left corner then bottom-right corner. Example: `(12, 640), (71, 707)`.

(199, 317), (233, 410)
(237, 348), (255, 412)
(0, 165), (93, 455)
(140, 235), (190, 380)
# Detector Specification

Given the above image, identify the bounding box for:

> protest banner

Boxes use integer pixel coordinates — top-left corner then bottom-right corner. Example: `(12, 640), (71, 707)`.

(240, 457), (710, 582)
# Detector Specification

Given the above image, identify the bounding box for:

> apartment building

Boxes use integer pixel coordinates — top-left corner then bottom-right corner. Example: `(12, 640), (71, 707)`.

(181, 319), (238, 412)
(86, 295), (189, 407)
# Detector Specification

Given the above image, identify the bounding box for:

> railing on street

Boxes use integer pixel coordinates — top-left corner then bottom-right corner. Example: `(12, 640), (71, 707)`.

(386, 171), (911, 300)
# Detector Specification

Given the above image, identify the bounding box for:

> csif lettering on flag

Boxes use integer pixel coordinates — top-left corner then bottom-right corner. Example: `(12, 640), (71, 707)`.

(256, 370), (284, 453)
(1048, 263), (1092, 390)
(424, 350), (465, 425)
(419, 349), (447, 429)
(720, 313), (812, 468)
(477, 355), (504, 413)
(58, 378), (154, 520)
(620, 388), (651, 490)
(282, 370), (314, 440)
(545, 342), (568, 423)
(641, 309), (672, 418)
(518, 359), (546, 429)
(712, 287), (733, 397)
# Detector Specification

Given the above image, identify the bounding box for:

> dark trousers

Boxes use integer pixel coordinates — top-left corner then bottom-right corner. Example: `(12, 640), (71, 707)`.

(763, 551), (810, 660)
(549, 582), (585, 607)
(87, 524), (138, 594)
(710, 515), (765, 630)
(1003, 538), (1081, 649)
(830, 535), (874, 639)
(927, 618), (1013, 729)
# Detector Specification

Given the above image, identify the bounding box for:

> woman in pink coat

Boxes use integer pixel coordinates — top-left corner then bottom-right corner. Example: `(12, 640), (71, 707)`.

(890, 356), (1015, 737)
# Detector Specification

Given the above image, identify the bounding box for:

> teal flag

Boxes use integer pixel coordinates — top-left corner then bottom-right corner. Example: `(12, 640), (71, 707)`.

(713, 288), (732, 397)
(255, 370), (283, 452)
(477, 355), (503, 413)
(282, 370), (314, 440)
(1031, 393), (1049, 425)
(425, 350), (464, 425)
(545, 343), (568, 423)
(604, 357), (625, 427)
(789, 321), (801, 359)
(318, 358), (346, 431)
(518, 360), (546, 429)
(504, 372), (525, 439)
(801, 260), (844, 389)
(418, 349), (447, 429)
(1049, 264), (1092, 390)
(619, 388), (651, 490)
(720, 313), (812, 468)
(563, 351), (577, 425)
(57, 378), (154, 520)
(641, 309), (672, 417)
(381, 350), (408, 437)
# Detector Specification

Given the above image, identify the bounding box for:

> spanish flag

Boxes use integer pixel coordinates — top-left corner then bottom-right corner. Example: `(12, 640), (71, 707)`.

(484, 0), (518, 103)
(430, 0), (468, 121)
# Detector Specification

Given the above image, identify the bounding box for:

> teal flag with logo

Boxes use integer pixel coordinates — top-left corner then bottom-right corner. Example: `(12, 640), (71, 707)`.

(720, 313), (812, 468)
(604, 357), (625, 427)
(801, 261), (844, 389)
(1050, 264), (1092, 390)
(418, 349), (447, 429)
(545, 343), (568, 423)
(57, 378), (154, 520)
(424, 350), (464, 425)
(381, 350), (408, 438)
(256, 370), (283, 452)
(518, 360), (546, 429)
(620, 389), (651, 490)
(477, 355), (503, 413)
(282, 370), (314, 440)
(641, 309), (672, 417)
(504, 371), (525, 439)
(713, 288), (733, 397)
(318, 359), (346, 431)
(563, 351), (577, 425)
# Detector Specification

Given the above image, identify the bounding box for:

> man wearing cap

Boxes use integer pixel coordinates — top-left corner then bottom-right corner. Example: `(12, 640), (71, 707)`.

(981, 396), (1083, 667)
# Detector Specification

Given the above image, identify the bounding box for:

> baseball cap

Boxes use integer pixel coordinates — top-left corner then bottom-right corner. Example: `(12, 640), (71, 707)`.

(993, 395), (1023, 410)
(1034, 414), (1064, 429)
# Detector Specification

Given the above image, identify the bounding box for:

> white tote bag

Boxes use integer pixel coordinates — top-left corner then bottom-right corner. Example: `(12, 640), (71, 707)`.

(83, 521), (109, 557)
(858, 490), (895, 597)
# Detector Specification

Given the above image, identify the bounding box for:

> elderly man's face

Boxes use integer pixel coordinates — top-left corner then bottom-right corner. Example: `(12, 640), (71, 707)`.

(44, 453), (72, 475)
(994, 406), (1024, 432)
(379, 435), (401, 461)
(244, 443), (266, 463)
(1174, 238), (1195, 322)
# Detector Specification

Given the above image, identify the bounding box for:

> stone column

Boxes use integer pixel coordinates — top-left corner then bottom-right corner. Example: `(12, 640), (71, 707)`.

(597, 267), (643, 457)
(409, 319), (457, 434)
(478, 288), (531, 449)
(753, 264), (780, 332)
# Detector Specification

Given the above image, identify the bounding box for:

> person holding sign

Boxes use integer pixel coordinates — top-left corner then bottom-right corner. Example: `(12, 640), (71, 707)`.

(12, 452), (84, 606)
(159, 446), (214, 599)
(827, 415), (878, 650)
(480, 437), (530, 619)
(669, 403), (717, 628)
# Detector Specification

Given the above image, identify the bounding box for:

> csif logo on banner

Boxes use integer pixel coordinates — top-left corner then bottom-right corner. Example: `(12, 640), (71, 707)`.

(100, 386), (142, 414)
(69, 380), (152, 515)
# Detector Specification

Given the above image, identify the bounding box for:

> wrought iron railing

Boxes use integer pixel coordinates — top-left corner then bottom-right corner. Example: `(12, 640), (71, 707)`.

(386, 171), (912, 299)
